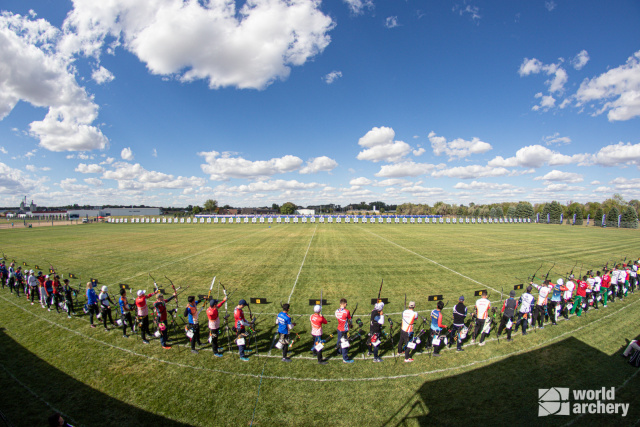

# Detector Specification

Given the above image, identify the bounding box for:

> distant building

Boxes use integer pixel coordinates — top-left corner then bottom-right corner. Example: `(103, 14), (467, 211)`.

(241, 207), (279, 215)
(218, 208), (239, 215)
(18, 197), (36, 213)
(295, 209), (315, 216)
(67, 207), (162, 219)
(30, 210), (68, 219)
(106, 207), (161, 217)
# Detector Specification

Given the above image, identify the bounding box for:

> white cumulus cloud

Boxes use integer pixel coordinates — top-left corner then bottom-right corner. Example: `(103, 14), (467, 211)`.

(75, 163), (105, 174)
(0, 13), (108, 152)
(121, 147), (134, 161)
(571, 50), (590, 70)
(92, 65), (115, 84)
(323, 71), (342, 84)
(431, 165), (510, 179)
(374, 161), (435, 178)
(342, 0), (374, 15)
(349, 177), (372, 186)
(488, 145), (588, 168)
(533, 170), (584, 183)
(385, 16), (399, 28)
(84, 177), (103, 186)
(102, 162), (205, 189)
(592, 142), (640, 167)
(429, 131), (492, 160)
(299, 156), (338, 174)
(60, 0), (335, 90)
(543, 133), (571, 146)
(453, 181), (514, 190)
(198, 151), (303, 180)
(357, 126), (412, 163)
(575, 50), (640, 121)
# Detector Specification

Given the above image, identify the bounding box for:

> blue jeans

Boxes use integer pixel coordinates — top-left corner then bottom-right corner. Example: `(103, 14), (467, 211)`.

(337, 330), (349, 360)
(159, 320), (168, 346)
(450, 324), (463, 350)
(238, 329), (246, 357)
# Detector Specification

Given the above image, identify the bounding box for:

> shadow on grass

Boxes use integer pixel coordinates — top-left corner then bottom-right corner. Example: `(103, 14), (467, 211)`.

(0, 327), (192, 427)
(383, 335), (640, 427)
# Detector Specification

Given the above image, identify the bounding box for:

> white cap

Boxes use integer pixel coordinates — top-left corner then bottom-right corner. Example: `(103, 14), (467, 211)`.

(374, 302), (385, 311)
(137, 290), (144, 296)
(45, 275), (49, 279)
(29, 269), (34, 274)
(557, 278), (564, 285)
(313, 304), (321, 313)
(101, 285), (108, 292)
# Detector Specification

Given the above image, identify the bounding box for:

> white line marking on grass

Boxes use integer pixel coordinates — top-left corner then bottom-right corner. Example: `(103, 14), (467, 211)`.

(250, 360), (268, 427)
(287, 224), (317, 303)
(0, 361), (78, 426)
(358, 227), (501, 295)
(3, 293), (637, 382)
(109, 227), (272, 286)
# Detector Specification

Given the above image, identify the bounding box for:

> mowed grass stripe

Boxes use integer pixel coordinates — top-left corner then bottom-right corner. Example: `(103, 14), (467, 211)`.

(285, 226), (487, 314)
(1, 223), (640, 426)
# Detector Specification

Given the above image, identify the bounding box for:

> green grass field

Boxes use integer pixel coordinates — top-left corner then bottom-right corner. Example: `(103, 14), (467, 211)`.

(1, 222), (640, 426)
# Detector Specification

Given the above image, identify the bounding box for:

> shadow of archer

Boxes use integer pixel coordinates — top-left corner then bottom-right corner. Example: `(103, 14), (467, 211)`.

(0, 327), (192, 427)
(382, 335), (640, 427)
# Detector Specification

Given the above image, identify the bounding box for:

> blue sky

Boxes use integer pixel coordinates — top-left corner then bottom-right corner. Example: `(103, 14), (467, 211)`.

(0, 0), (639, 208)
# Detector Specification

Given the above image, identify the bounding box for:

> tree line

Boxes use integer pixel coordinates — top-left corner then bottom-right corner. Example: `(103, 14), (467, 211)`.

(179, 194), (639, 229)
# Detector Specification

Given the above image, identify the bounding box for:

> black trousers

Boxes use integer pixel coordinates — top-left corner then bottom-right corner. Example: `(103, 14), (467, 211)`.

(52, 293), (62, 312)
(139, 316), (151, 340)
(548, 301), (559, 324)
(210, 328), (220, 354)
(497, 315), (513, 339)
(431, 330), (444, 354)
(189, 323), (201, 349)
(88, 303), (99, 325)
(312, 335), (324, 361)
(474, 319), (487, 343)
(65, 298), (74, 315)
(30, 286), (39, 302)
(122, 312), (133, 335)
(101, 307), (113, 328)
(397, 330), (412, 359)
(533, 304), (545, 327)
